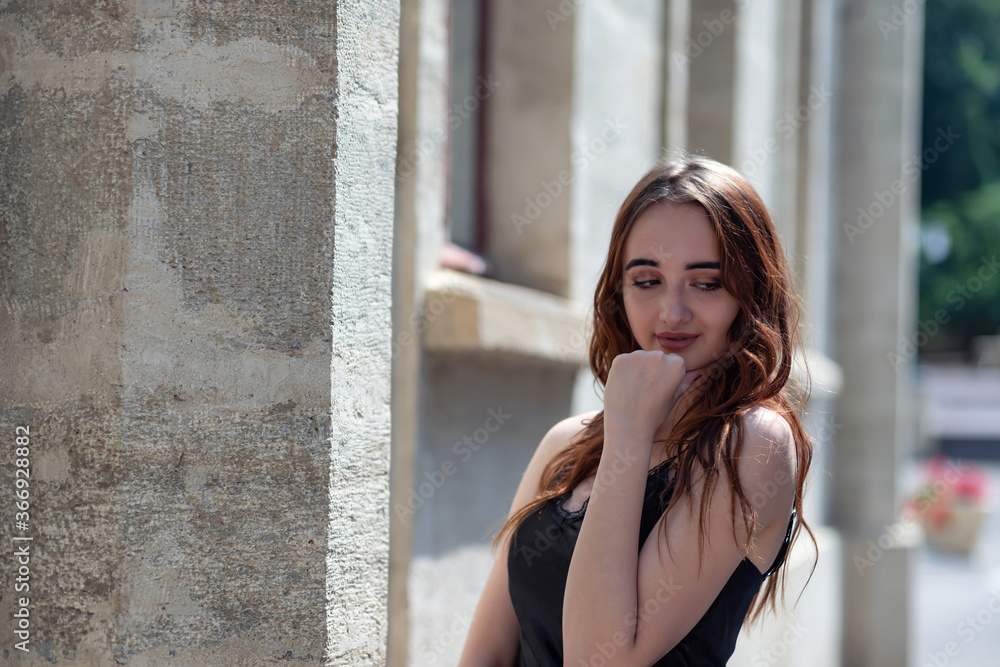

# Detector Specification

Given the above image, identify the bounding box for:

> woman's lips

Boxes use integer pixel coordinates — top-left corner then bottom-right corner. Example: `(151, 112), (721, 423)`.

(656, 334), (698, 351)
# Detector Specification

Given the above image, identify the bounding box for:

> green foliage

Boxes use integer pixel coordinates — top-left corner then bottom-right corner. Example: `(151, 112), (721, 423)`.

(919, 185), (1000, 351)
(919, 0), (1000, 353)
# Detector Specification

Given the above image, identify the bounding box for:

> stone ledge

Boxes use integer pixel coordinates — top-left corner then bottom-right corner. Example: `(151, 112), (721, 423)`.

(421, 269), (589, 366)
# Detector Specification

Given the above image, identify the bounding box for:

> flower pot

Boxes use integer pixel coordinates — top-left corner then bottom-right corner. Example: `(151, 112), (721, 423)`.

(924, 501), (987, 555)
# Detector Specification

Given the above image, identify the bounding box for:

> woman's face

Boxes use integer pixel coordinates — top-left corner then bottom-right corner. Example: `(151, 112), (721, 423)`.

(620, 202), (741, 372)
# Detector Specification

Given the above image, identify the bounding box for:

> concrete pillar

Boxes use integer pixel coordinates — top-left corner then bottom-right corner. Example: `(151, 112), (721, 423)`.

(796, 0), (840, 524)
(732, 0), (783, 208)
(567, 0), (664, 305)
(390, 0), (450, 663)
(686, 0), (738, 164)
(0, 1), (398, 663)
(832, 0), (923, 664)
(328, 2), (400, 663)
(776, 0), (804, 262)
(662, 0), (691, 152)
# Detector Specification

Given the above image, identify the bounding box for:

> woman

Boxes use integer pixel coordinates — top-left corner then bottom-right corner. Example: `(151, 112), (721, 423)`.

(458, 154), (815, 666)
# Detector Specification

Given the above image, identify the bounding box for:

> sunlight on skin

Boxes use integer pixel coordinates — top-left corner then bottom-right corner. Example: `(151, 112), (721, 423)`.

(620, 202), (741, 446)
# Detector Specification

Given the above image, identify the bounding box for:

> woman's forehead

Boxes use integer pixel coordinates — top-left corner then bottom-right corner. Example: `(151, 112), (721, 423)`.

(623, 203), (719, 265)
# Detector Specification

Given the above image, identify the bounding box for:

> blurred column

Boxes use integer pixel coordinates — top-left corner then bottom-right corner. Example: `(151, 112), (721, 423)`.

(391, 0), (450, 664)
(796, 0), (840, 525)
(662, 0), (691, 152)
(567, 0), (664, 305)
(686, 0), (738, 164)
(731, 0), (783, 210)
(832, 0), (923, 665)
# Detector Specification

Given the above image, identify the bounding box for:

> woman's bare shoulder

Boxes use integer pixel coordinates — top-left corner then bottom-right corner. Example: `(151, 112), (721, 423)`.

(514, 410), (600, 503)
(740, 405), (795, 462)
(734, 405), (797, 522)
(538, 409), (601, 458)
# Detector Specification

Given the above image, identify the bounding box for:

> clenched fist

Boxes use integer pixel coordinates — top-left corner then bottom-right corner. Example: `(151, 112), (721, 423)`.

(603, 350), (703, 442)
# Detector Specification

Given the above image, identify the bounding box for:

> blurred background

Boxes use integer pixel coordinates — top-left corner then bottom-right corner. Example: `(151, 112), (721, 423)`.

(390, 1), (1000, 666)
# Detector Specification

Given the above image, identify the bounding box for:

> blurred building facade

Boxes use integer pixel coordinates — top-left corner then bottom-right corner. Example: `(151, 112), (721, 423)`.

(391, 1), (924, 666)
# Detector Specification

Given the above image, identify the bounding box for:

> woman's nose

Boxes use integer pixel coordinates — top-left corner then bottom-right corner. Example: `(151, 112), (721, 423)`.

(659, 286), (692, 325)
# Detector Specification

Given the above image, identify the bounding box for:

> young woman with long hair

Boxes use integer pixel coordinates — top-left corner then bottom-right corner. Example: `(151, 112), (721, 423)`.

(457, 154), (816, 666)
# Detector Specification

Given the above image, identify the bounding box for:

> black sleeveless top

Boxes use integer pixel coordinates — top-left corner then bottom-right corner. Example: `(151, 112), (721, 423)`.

(506, 458), (795, 666)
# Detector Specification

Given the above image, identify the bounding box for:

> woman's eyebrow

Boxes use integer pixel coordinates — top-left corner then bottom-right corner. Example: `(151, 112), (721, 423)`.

(624, 258), (658, 271)
(623, 258), (720, 271)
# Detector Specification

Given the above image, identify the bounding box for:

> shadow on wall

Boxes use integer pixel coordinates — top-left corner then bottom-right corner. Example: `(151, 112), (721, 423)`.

(411, 353), (578, 557)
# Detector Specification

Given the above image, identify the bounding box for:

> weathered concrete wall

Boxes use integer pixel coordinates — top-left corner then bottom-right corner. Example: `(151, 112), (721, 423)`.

(1, 2), (133, 662)
(1, 0), (398, 663)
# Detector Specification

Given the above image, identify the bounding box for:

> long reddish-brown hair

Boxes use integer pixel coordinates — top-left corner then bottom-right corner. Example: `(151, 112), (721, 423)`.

(493, 154), (816, 625)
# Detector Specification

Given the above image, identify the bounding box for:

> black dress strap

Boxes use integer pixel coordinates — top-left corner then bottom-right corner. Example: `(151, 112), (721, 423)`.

(762, 507), (797, 578)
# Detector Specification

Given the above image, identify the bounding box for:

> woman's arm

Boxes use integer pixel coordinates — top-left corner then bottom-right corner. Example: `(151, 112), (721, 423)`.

(458, 411), (599, 667)
(563, 353), (796, 666)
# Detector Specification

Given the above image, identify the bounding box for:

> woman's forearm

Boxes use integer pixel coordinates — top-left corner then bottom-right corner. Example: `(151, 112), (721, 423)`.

(562, 424), (652, 664)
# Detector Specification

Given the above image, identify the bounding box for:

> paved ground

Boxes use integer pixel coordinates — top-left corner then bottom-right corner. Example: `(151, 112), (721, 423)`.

(911, 365), (1000, 667)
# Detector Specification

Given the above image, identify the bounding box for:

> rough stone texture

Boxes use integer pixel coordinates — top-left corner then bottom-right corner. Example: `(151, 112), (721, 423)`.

(326, 1), (399, 664)
(1, 2), (132, 662)
(1, 0), (399, 663)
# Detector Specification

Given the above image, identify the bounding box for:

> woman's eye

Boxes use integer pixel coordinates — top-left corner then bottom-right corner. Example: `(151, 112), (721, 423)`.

(631, 279), (722, 291)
